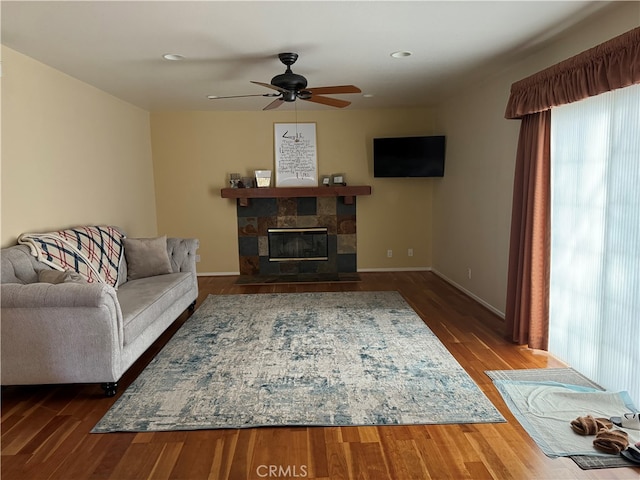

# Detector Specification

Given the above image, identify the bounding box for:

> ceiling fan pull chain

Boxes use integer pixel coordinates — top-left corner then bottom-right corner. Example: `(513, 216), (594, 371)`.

(296, 110), (299, 140)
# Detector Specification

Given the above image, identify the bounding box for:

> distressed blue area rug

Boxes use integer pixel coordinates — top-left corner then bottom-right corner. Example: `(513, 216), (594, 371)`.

(93, 291), (504, 432)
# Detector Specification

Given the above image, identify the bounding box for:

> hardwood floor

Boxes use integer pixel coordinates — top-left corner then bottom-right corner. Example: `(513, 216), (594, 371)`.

(2, 272), (638, 479)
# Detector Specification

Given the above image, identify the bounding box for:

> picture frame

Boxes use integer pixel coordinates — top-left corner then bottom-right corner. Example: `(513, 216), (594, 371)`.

(274, 123), (318, 187)
(331, 173), (346, 185)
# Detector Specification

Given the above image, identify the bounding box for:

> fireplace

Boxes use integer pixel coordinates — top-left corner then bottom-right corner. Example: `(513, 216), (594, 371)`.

(235, 196), (358, 278)
(268, 227), (328, 262)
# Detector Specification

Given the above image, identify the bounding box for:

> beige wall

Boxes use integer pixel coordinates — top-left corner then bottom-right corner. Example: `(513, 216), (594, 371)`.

(433, 2), (640, 315)
(150, 108), (440, 273)
(1, 46), (157, 247)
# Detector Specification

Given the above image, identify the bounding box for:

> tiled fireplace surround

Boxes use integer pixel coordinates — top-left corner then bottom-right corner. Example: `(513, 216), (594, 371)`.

(236, 196), (358, 278)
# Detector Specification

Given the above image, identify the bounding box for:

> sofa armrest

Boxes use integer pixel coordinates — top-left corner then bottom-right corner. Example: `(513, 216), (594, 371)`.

(167, 237), (199, 273)
(2, 281), (119, 309)
(0, 282), (125, 385)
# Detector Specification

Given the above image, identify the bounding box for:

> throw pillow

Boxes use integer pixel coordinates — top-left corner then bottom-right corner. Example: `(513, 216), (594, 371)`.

(38, 270), (87, 284)
(123, 236), (173, 280)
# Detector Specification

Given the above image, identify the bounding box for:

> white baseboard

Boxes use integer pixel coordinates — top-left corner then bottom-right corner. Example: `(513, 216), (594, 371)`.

(430, 269), (505, 318)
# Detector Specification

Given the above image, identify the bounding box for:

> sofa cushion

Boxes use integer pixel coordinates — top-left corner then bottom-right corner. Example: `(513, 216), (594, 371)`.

(123, 236), (172, 280)
(1, 245), (44, 284)
(117, 272), (194, 345)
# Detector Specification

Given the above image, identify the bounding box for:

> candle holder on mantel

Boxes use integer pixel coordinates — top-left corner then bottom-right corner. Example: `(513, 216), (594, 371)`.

(255, 170), (272, 188)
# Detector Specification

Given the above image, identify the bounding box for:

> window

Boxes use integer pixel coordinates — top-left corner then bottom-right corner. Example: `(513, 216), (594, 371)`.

(549, 83), (640, 405)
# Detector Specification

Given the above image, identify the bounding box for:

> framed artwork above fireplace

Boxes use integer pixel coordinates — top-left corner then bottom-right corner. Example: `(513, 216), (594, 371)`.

(274, 123), (317, 187)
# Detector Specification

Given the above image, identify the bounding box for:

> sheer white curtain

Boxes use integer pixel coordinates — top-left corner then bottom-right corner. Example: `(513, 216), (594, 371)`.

(550, 83), (640, 406)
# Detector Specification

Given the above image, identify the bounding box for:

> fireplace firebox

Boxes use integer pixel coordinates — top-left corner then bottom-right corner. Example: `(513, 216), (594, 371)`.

(268, 227), (328, 262)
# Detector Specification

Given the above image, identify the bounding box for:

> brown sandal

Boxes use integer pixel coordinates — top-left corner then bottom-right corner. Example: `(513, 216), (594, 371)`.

(593, 429), (629, 454)
(570, 415), (613, 435)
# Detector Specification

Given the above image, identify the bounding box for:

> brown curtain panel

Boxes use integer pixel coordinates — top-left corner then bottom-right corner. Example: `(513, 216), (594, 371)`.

(504, 27), (640, 349)
(505, 111), (550, 349)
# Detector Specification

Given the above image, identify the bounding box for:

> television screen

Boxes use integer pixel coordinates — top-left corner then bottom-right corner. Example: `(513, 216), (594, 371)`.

(373, 135), (446, 177)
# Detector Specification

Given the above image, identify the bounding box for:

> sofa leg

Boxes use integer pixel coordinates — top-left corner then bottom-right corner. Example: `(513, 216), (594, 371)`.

(101, 382), (118, 397)
(188, 300), (196, 313)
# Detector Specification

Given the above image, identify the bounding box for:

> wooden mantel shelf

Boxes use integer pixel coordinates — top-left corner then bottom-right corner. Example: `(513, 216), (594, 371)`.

(221, 185), (372, 207)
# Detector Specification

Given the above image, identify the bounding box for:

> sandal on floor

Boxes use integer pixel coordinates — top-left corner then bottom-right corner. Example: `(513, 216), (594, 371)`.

(620, 444), (640, 465)
(570, 415), (613, 435)
(593, 429), (629, 454)
(611, 413), (640, 431)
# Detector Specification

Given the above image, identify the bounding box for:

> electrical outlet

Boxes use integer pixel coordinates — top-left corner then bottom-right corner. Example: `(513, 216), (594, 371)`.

(408, 248), (413, 257)
(387, 249), (393, 258)
(195, 255), (201, 263)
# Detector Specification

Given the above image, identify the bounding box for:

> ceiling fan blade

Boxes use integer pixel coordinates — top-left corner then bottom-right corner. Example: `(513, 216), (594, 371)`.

(302, 95), (351, 108)
(305, 85), (361, 95)
(264, 98), (284, 110)
(251, 81), (286, 93)
(208, 93), (279, 100)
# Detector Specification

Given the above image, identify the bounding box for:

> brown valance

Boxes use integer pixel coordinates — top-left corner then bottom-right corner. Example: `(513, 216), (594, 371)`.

(505, 27), (640, 119)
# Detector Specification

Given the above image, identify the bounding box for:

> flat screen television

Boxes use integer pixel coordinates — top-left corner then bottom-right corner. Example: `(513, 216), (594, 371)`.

(373, 135), (446, 177)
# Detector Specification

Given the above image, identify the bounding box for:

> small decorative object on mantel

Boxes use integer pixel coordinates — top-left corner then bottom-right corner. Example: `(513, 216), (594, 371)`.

(229, 173), (241, 188)
(255, 170), (272, 188)
(321, 175), (331, 186)
(239, 176), (254, 188)
(331, 173), (346, 186)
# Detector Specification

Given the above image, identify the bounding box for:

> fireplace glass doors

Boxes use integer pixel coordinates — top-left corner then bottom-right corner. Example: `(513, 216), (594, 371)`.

(268, 227), (329, 262)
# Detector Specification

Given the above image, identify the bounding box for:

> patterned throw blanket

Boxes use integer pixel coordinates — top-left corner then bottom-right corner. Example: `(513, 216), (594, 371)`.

(18, 226), (124, 287)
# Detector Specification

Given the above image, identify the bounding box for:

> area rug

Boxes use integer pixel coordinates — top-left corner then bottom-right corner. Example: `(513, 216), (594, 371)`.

(486, 368), (639, 470)
(92, 291), (505, 433)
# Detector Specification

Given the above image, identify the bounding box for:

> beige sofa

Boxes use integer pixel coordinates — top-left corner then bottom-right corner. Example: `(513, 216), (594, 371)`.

(0, 227), (199, 396)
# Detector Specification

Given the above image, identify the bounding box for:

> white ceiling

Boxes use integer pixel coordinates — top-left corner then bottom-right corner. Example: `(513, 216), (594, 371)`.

(1, 1), (613, 112)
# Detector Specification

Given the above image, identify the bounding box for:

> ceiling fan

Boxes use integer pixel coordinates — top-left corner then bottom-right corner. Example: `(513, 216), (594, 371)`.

(208, 53), (361, 110)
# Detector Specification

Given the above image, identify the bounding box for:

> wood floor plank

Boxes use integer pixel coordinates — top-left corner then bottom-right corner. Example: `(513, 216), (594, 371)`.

(148, 442), (184, 480)
(206, 430), (240, 480)
(108, 442), (167, 480)
(307, 426), (330, 478)
(377, 433), (429, 480)
(166, 438), (217, 480)
(86, 433), (136, 480)
(345, 441), (392, 479)
(2, 272), (639, 479)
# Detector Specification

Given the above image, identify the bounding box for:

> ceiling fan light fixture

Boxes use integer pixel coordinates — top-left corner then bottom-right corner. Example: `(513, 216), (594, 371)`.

(390, 50), (412, 58)
(282, 90), (297, 102)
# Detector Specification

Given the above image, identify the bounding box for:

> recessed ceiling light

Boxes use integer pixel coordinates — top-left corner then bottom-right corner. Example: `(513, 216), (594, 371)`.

(363, 94), (375, 98)
(162, 53), (185, 61)
(390, 51), (412, 58)
(207, 95), (219, 99)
